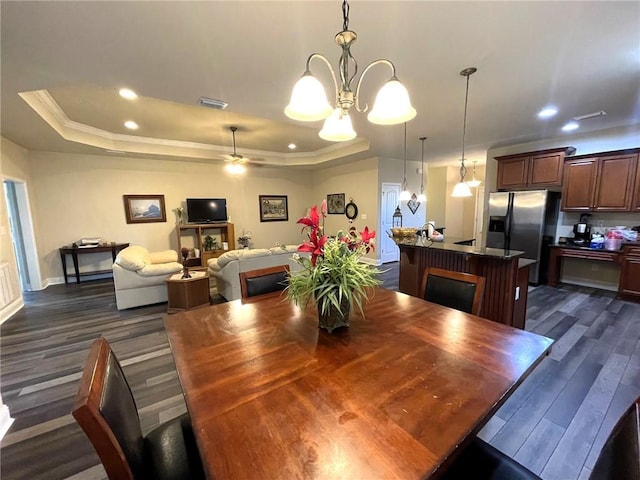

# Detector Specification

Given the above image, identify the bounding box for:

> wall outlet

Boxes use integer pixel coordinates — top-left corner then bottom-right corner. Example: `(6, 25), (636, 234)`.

(361, 214), (367, 220)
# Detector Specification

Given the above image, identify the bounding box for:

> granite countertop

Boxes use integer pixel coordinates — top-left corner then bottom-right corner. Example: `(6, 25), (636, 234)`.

(394, 237), (525, 259)
(551, 241), (639, 254)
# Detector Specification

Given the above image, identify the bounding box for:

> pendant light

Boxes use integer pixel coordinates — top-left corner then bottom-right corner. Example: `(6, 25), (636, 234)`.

(417, 137), (427, 203)
(467, 159), (482, 188)
(451, 67), (477, 198)
(399, 122), (411, 201)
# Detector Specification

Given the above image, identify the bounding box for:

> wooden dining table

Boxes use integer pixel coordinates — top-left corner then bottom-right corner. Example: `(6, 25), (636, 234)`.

(163, 287), (553, 479)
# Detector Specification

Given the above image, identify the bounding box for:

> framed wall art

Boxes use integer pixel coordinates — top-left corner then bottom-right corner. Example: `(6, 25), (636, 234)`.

(407, 193), (420, 215)
(123, 194), (167, 224)
(259, 195), (288, 222)
(327, 193), (345, 215)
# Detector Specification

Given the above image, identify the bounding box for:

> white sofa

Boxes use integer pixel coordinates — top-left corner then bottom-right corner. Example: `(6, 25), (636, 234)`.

(208, 246), (305, 301)
(112, 245), (183, 310)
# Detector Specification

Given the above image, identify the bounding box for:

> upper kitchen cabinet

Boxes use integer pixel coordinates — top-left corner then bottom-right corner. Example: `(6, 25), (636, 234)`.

(561, 149), (639, 212)
(495, 146), (576, 190)
(633, 155), (640, 211)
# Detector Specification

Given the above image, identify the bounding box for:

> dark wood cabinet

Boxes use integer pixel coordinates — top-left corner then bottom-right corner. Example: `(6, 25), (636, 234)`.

(495, 147), (574, 190)
(561, 151), (638, 212)
(619, 245), (640, 300)
(633, 157), (640, 211)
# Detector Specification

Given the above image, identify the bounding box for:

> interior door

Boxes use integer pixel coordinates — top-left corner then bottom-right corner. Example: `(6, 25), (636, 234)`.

(381, 183), (400, 263)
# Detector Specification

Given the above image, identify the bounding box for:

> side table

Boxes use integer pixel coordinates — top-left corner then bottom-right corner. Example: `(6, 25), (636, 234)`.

(165, 271), (211, 314)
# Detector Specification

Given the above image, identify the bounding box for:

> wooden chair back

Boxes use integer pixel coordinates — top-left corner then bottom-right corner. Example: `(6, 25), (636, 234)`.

(72, 337), (143, 480)
(590, 396), (640, 479)
(239, 265), (290, 300)
(421, 267), (486, 316)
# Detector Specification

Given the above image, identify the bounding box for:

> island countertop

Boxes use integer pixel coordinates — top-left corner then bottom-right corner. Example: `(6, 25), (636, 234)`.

(394, 237), (525, 260)
(396, 239), (530, 328)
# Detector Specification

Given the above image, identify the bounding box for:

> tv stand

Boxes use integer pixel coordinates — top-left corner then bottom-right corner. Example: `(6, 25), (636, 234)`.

(176, 223), (235, 269)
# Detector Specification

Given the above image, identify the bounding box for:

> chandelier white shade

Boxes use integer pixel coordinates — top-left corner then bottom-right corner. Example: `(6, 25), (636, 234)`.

(284, 73), (333, 121)
(285, 0), (415, 142)
(319, 108), (357, 142)
(367, 79), (417, 125)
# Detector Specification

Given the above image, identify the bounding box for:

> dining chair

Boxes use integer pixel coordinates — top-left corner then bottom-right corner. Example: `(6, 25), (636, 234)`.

(441, 395), (640, 480)
(72, 337), (205, 480)
(239, 264), (290, 300)
(420, 267), (486, 315)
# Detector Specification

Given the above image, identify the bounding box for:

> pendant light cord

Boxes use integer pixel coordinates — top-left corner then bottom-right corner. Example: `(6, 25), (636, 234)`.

(419, 136), (426, 193)
(461, 73), (470, 162)
(403, 122), (407, 189)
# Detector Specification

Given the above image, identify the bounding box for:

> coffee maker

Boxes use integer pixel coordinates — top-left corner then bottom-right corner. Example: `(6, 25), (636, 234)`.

(573, 213), (592, 245)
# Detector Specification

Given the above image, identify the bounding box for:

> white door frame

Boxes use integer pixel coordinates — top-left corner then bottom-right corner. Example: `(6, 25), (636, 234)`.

(3, 177), (42, 291)
(380, 183), (400, 263)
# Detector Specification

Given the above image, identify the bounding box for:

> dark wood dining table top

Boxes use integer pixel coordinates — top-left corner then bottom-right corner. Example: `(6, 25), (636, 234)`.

(163, 287), (553, 479)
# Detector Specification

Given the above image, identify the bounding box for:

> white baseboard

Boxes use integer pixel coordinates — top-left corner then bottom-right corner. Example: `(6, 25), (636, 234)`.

(0, 298), (24, 325)
(360, 257), (383, 266)
(47, 273), (112, 287)
(0, 404), (14, 440)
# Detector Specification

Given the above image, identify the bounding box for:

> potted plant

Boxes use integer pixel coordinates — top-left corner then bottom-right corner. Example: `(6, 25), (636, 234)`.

(203, 235), (216, 251)
(286, 201), (380, 333)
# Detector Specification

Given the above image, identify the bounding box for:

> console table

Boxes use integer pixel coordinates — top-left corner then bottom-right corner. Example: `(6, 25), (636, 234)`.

(59, 243), (129, 284)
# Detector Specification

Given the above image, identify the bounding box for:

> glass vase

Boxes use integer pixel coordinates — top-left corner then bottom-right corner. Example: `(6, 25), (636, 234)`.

(317, 298), (350, 333)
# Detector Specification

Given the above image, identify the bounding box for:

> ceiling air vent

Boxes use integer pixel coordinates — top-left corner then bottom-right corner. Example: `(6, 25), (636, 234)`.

(198, 97), (228, 110)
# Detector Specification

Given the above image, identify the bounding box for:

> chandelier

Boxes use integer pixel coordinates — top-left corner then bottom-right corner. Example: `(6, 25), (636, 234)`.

(285, 0), (416, 142)
(451, 67), (477, 198)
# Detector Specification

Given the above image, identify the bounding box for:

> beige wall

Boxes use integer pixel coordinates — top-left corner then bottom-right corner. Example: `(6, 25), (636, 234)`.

(25, 151), (314, 283)
(311, 157), (380, 261)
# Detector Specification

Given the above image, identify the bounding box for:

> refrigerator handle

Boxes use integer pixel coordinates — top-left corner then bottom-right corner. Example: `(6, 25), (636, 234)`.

(505, 192), (514, 250)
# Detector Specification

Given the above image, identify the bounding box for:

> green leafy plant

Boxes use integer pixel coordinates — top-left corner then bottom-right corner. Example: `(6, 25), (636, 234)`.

(286, 202), (381, 319)
(203, 235), (216, 251)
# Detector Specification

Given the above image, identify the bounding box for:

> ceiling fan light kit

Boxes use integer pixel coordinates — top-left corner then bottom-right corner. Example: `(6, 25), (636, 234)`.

(285, 0), (416, 142)
(451, 67), (476, 198)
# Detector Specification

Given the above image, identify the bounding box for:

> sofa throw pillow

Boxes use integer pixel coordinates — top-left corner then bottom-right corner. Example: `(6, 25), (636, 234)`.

(115, 246), (150, 271)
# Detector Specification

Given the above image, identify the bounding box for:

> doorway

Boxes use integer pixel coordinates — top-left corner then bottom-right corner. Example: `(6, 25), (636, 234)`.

(3, 179), (41, 291)
(380, 183), (400, 263)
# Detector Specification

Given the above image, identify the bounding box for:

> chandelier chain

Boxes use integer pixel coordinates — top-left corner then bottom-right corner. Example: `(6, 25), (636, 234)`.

(342, 0), (350, 31)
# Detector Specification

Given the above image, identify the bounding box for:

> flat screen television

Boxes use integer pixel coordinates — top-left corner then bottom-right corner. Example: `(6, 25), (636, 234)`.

(186, 198), (228, 223)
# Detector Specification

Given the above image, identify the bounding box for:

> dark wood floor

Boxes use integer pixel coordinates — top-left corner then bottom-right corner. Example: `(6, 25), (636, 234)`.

(0, 263), (638, 479)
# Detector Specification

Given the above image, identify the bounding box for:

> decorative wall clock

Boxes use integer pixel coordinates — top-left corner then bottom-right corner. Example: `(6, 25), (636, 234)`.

(345, 199), (358, 221)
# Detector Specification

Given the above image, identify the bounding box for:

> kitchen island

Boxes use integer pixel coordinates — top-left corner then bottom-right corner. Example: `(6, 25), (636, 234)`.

(396, 238), (530, 328)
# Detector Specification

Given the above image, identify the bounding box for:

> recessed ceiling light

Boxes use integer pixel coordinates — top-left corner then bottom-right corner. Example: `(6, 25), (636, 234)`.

(119, 88), (138, 100)
(288, 143), (296, 150)
(561, 121), (579, 132)
(538, 107), (558, 119)
(124, 120), (139, 130)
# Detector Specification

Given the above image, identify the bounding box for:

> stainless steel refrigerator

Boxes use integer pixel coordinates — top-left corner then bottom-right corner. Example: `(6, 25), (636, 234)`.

(486, 190), (560, 285)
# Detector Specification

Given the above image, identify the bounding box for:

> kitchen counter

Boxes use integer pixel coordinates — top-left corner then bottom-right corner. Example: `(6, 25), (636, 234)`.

(394, 236), (525, 259)
(397, 241), (529, 328)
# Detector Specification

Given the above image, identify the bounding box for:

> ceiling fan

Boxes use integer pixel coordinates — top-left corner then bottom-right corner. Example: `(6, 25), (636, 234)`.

(223, 126), (266, 173)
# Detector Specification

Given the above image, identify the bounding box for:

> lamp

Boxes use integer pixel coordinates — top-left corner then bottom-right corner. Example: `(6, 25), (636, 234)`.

(417, 136), (427, 203)
(285, 0), (416, 142)
(392, 206), (403, 228)
(399, 122), (411, 201)
(466, 159), (482, 188)
(451, 67), (477, 198)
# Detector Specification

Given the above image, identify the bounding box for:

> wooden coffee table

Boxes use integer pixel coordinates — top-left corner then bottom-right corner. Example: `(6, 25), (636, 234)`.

(165, 271), (211, 313)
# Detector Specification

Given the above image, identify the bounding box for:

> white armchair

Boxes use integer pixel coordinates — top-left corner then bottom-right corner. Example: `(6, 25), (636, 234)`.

(112, 245), (182, 310)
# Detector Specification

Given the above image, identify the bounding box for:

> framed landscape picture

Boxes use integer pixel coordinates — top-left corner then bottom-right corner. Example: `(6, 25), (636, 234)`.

(259, 195), (288, 222)
(123, 194), (167, 224)
(327, 193), (345, 214)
